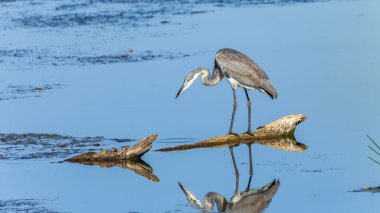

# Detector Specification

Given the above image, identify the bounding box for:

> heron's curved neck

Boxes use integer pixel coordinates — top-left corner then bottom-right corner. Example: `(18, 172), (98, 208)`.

(204, 192), (228, 212)
(198, 66), (223, 86)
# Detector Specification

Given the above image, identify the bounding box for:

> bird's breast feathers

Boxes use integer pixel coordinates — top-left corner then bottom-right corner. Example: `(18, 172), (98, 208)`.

(226, 75), (256, 91)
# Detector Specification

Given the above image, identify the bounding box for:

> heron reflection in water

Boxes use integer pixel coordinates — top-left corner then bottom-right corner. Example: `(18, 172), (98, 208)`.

(179, 144), (280, 212)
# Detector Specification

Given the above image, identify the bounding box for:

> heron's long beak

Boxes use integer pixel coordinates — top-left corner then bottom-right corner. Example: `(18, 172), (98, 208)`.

(178, 182), (203, 208)
(175, 84), (186, 99)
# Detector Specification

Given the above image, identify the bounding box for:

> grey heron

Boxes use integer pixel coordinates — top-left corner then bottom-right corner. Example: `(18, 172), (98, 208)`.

(176, 48), (278, 135)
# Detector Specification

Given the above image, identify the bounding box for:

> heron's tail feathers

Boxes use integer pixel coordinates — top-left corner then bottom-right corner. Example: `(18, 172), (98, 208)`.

(259, 179), (280, 194)
(259, 79), (278, 99)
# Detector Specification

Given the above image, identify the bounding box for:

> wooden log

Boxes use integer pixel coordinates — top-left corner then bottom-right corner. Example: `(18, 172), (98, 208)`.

(65, 134), (159, 181)
(157, 114), (307, 152)
(66, 134), (157, 162)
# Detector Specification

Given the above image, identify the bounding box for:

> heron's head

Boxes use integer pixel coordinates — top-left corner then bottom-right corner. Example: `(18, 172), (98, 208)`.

(175, 69), (202, 99)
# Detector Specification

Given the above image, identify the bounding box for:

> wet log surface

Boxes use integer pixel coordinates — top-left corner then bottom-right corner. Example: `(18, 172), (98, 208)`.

(157, 114), (307, 152)
(66, 134), (157, 162)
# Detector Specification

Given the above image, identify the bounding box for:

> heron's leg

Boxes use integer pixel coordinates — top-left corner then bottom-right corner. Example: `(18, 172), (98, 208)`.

(245, 143), (254, 192)
(229, 146), (240, 196)
(244, 89), (252, 134)
(228, 88), (238, 135)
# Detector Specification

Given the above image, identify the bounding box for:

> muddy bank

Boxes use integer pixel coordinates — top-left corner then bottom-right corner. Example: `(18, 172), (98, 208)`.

(0, 133), (132, 160)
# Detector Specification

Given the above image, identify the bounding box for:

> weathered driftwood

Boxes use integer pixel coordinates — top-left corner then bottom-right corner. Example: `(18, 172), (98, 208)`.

(157, 114), (307, 152)
(66, 134), (157, 162)
(65, 134), (159, 181)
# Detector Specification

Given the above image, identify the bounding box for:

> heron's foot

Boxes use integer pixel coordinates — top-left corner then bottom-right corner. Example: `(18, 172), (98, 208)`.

(227, 132), (239, 137)
(229, 141), (241, 147)
(244, 130), (254, 136)
(256, 125), (264, 130)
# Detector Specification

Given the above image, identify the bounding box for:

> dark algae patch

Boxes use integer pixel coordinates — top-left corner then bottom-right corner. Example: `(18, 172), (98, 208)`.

(0, 133), (133, 160)
(0, 84), (63, 101)
(9, 0), (333, 27)
(5, 0), (332, 29)
(55, 50), (191, 65)
(0, 199), (61, 213)
(12, 0), (203, 28)
(0, 49), (33, 58)
(0, 0), (328, 70)
(0, 48), (191, 67)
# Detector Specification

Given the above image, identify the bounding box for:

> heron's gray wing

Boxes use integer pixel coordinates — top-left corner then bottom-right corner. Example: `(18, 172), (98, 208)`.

(216, 48), (278, 99)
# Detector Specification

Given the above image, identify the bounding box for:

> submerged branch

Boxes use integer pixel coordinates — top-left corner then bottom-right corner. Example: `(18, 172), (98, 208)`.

(157, 114), (307, 152)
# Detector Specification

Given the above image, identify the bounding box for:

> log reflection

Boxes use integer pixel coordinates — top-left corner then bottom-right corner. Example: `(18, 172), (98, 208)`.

(69, 159), (159, 182)
(158, 135), (307, 152)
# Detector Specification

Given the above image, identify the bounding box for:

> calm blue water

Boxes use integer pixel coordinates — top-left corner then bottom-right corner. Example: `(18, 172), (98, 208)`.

(1, 0), (380, 212)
